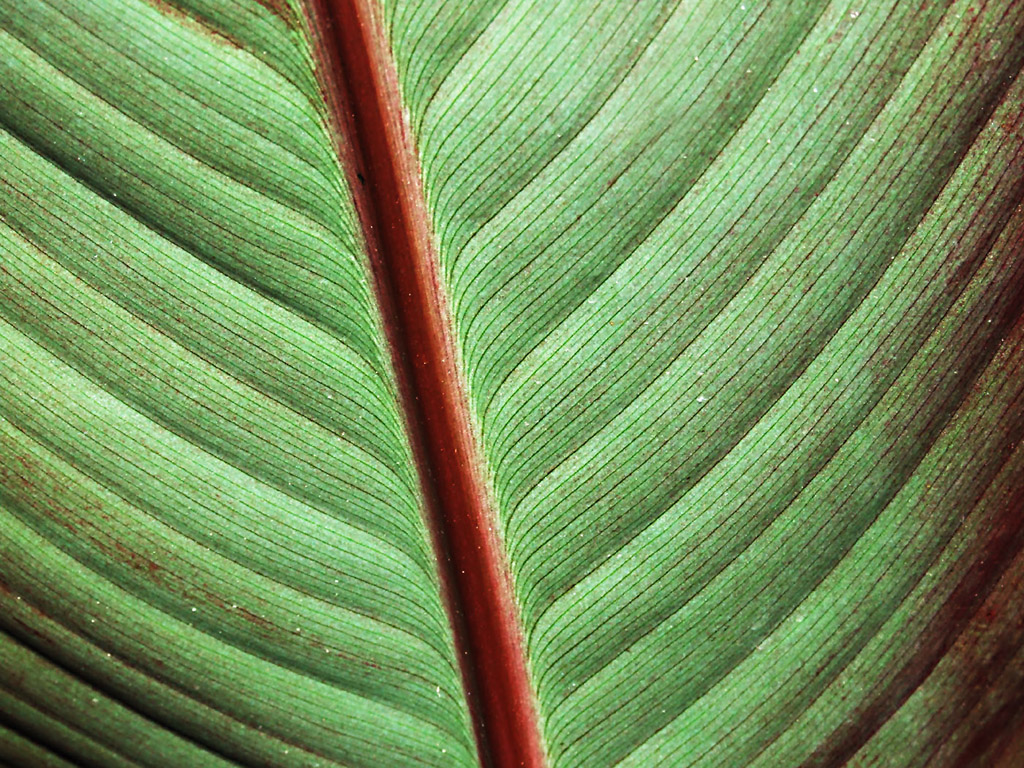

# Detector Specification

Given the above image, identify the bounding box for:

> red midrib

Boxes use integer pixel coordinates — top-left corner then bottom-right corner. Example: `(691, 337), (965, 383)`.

(315, 2), (546, 767)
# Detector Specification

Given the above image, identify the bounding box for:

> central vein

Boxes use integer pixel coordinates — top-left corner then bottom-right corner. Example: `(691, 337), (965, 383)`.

(312, 1), (546, 766)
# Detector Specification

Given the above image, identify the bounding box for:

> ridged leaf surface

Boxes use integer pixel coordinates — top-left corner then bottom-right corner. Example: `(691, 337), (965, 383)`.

(1, 1), (1023, 766)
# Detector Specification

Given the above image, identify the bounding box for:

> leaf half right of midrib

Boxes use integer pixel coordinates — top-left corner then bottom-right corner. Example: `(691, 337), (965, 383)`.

(386, 0), (1024, 765)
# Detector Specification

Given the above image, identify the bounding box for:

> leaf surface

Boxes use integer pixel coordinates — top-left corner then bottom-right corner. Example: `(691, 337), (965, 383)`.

(2, 1), (1024, 766)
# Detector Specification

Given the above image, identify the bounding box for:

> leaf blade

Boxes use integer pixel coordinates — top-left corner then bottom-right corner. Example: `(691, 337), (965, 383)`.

(3, 0), (1024, 764)
(0, 1), (478, 764)
(387, 0), (1024, 763)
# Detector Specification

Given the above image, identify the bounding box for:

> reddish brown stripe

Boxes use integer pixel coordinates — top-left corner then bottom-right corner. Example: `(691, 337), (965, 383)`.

(797, 489), (1024, 766)
(312, 2), (546, 766)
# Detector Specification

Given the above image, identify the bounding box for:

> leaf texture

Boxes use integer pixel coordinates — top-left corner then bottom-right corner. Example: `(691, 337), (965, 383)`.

(2, 0), (1024, 766)
(0, 2), (476, 765)
(383, 0), (1024, 763)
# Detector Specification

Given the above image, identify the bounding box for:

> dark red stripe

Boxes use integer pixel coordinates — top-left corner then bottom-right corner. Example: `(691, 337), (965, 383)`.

(312, 3), (545, 766)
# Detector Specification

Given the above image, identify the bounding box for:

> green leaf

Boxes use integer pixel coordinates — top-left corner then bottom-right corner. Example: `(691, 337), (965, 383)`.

(2, 1), (1023, 767)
